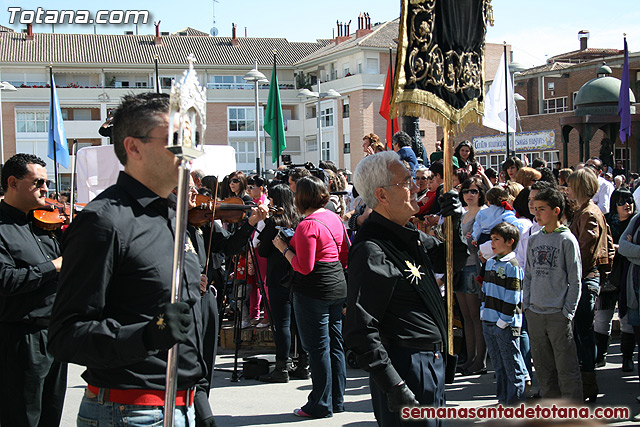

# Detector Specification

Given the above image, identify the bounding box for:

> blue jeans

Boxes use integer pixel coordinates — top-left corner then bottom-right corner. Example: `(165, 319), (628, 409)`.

(519, 315), (532, 380)
(574, 277), (599, 372)
(483, 322), (527, 404)
(77, 389), (195, 427)
(293, 292), (346, 417)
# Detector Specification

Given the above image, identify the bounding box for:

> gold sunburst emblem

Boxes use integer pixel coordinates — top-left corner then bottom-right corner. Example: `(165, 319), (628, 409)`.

(404, 260), (424, 284)
(156, 314), (166, 330)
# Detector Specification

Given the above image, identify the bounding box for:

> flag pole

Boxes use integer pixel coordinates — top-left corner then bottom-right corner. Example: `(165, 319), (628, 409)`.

(154, 56), (161, 94)
(49, 66), (60, 198)
(503, 43), (510, 159)
(389, 47), (395, 135)
(273, 50), (279, 171)
(69, 139), (77, 223)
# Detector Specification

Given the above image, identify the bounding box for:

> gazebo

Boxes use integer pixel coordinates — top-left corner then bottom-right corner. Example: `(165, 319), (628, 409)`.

(560, 64), (639, 169)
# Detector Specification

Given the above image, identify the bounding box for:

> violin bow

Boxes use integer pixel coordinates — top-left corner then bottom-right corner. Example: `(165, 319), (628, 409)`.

(204, 179), (219, 280)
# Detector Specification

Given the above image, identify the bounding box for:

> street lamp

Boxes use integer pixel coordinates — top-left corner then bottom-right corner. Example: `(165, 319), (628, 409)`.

(243, 60), (268, 176)
(297, 81), (340, 165)
(0, 81), (18, 165)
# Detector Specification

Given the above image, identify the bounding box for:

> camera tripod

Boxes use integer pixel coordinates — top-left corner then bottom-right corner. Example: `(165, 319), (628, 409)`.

(216, 235), (272, 382)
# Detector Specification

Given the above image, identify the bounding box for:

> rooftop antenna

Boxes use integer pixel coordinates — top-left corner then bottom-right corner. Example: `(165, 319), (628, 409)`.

(210, 0), (220, 36)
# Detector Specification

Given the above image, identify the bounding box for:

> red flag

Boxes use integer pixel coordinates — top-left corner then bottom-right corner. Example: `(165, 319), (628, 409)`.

(379, 64), (399, 149)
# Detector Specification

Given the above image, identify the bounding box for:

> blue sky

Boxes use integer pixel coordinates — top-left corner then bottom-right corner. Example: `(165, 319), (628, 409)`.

(2, 0), (639, 68)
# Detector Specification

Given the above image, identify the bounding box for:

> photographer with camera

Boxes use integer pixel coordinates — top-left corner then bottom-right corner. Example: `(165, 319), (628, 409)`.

(257, 184), (307, 382)
(273, 176), (350, 418)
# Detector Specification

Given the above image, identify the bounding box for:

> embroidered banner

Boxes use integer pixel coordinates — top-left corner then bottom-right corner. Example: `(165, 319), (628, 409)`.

(392, 0), (493, 133)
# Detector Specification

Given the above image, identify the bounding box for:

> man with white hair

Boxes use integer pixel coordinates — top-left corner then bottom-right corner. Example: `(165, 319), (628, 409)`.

(344, 151), (467, 426)
(586, 157), (614, 214)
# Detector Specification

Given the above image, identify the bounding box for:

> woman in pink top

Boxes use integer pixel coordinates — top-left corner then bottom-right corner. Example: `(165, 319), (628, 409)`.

(274, 176), (349, 419)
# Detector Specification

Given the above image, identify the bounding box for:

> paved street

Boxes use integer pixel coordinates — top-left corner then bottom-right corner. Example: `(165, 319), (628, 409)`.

(60, 337), (639, 426)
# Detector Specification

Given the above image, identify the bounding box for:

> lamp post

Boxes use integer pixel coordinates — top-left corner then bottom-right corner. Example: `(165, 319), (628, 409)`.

(0, 81), (18, 165)
(243, 60), (268, 176)
(298, 82), (340, 165)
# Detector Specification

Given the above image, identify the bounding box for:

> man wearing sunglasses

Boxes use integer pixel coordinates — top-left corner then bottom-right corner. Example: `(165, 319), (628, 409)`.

(0, 153), (67, 426)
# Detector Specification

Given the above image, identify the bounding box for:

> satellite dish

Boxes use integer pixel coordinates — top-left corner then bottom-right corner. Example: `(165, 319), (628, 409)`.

(210, 27), (218, 36)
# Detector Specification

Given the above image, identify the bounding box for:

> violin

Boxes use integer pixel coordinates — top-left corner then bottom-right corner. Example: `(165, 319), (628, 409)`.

(32, 198), (86, 230)
(188, 195), (283, 227)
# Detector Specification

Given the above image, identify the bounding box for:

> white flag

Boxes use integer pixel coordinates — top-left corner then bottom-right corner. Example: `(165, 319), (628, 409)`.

(483, 52), (516, 133)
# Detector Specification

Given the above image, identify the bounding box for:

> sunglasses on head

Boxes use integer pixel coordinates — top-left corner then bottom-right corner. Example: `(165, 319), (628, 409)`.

(230, 178), (241, 184)
(31, 178), (52, 188)
(616, 198), (634, 206)
(461, 188), (479, 195)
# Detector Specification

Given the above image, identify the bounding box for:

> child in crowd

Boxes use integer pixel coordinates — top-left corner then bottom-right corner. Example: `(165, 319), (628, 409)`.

(524, 188), (583, 401)
(472, 186), (518, 245)
(481, 222), (528, 404)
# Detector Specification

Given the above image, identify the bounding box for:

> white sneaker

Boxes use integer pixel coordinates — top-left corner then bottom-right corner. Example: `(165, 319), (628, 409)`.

(256, 322), (270, 329)
(241, 320), (253, 328)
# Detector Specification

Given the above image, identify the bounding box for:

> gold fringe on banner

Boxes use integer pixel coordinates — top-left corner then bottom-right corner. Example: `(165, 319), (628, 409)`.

(391, 0), (493, 136)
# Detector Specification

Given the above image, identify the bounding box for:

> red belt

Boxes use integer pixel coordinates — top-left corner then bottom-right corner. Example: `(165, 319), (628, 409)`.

(87, 385), (194, 406)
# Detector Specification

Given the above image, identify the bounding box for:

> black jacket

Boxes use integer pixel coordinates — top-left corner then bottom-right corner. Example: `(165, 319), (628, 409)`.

(344, 210), (467, 392)
(0, 201), (61, 324)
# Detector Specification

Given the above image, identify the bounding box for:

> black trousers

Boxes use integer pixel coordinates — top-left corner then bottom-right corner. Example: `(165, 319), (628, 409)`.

(200, 290), (219, 392)
(0, 324), (67, 427)
(369, 346), (445, 427)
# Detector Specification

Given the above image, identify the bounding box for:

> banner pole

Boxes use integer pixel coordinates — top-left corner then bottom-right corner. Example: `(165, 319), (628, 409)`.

(443, 126), (454, 355)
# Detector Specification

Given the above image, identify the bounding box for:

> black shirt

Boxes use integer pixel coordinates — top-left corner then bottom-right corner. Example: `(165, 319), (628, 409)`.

(345, 211), (467, 392)
(0, 201), (61, 324)
(257, 219), (290, 286)
(49, 172), (204, 390)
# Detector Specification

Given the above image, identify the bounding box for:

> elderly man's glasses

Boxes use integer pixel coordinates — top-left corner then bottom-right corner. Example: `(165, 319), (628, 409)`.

(382, 180), (413, 190)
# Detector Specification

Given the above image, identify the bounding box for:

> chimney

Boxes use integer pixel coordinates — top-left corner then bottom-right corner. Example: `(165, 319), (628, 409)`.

(244, 27), (247, 37)
(578, 30), (590, 51)
(231, 23), (239, 46)
(26, 23), (34, 40)
(356, 12), (373, 38)
(345, 20), (351, 36)
(154, 21), (162, 45)
(334, 20), (350, 45)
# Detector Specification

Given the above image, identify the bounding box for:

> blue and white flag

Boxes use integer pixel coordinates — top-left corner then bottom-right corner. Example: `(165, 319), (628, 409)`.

(48, 74), (69, 168)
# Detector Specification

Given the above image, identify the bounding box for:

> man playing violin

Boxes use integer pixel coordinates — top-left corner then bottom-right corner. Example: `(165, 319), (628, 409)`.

(0, 153), (67, 427)
(49, 92), (267, 427)
(175, 176), (268, 425)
